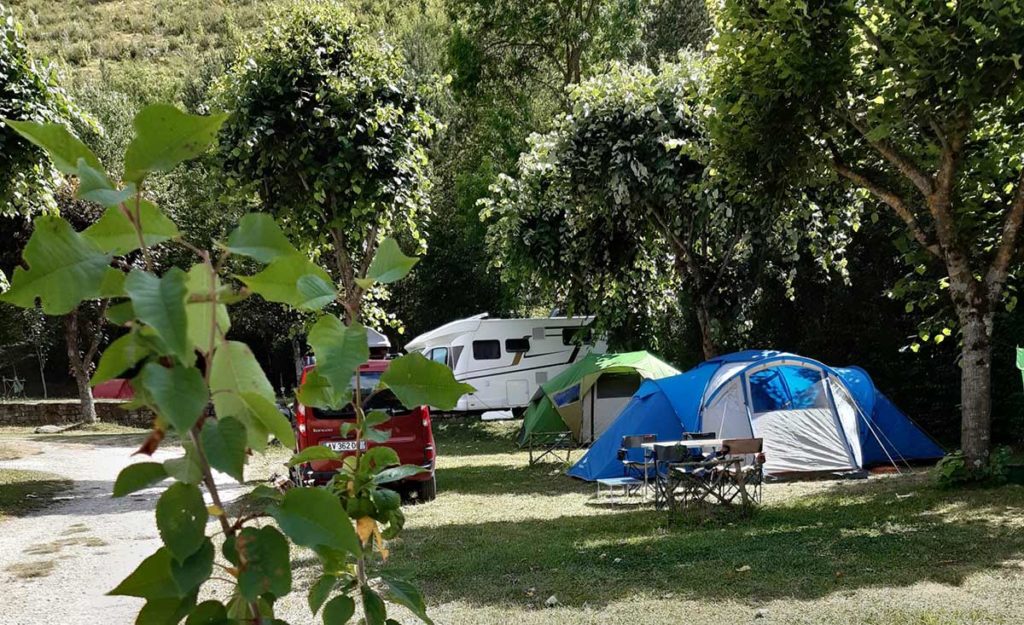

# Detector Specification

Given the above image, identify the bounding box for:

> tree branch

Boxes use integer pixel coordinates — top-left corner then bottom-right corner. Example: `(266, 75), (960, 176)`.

(985, 167), (1024, 300)
(837, 109), (934, 196)
(830, 158), (941, 258)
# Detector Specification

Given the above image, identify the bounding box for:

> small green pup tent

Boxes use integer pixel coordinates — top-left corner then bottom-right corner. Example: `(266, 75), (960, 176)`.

(519, 351), (679, 444)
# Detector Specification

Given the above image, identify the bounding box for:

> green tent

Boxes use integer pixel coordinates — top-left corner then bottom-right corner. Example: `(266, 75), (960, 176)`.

(519, 351), (679, 445)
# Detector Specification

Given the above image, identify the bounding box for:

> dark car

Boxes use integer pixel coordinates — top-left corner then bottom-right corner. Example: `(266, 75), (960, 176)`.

(290, 359), (437, 502)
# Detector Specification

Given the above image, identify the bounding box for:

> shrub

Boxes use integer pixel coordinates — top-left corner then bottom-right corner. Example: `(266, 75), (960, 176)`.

(934, 446), (1013, 488)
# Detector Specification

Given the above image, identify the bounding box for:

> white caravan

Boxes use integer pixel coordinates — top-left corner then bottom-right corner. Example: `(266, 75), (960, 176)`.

(404, 314), (605, 413)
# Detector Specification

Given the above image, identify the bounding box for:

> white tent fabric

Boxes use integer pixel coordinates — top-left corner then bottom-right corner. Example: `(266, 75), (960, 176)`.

(698, 357), (866, 475)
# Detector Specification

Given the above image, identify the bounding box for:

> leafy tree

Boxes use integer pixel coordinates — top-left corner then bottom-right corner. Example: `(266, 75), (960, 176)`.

(712, 0), (1024, 465)
(216, 4), (438, 324)
(483, 58), (846, 357)
(1, 102), (469, 624)
(0, 2), (80, 215)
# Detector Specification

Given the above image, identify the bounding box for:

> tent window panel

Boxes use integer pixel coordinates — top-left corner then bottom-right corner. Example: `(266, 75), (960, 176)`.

(595, 373), (641, 399)
(748, 366), (829, 414)
(505, 337), (530, 353)
(472, 340), (501, 360)
(553, 384), (581, 407)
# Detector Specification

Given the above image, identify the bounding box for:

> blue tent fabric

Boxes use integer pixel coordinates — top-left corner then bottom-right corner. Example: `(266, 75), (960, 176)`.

(568, 351), (943, 481)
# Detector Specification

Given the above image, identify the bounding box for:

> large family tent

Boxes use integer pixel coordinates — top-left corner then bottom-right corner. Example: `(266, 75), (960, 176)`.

(568, 350), (943, 480)
(519, 351), (679, 444)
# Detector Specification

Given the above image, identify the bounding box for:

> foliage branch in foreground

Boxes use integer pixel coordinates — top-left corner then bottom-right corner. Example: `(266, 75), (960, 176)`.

(1, 103), (472, 624)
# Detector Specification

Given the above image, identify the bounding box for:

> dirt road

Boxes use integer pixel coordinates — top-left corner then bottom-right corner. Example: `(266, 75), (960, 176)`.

(0, 434), (247, 625)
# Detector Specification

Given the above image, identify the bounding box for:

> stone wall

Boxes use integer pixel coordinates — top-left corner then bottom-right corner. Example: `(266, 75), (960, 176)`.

(0, 400), (154, 428)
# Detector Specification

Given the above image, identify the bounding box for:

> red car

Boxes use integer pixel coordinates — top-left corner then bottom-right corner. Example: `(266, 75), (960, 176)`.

(290, 359), (437, 502)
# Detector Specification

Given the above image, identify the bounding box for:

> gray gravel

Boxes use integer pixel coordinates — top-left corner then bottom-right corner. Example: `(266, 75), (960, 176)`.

(0, 436), (246, 625)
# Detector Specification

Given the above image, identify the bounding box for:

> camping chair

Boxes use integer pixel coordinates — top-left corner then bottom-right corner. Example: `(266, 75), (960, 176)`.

(617, 434), (656, 496)
(526, 431), (575, 465)
(717, 438), (765, 507)
(682, 431), (718, 460)
(652, 443), (693, 510)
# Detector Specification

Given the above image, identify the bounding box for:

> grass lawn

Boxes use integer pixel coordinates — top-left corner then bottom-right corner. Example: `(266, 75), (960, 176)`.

(345, 418), (1024, 625)
(0, 468), (72, 523)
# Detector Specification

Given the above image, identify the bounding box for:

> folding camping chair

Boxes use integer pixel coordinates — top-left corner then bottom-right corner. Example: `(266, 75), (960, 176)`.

(717, 438), (765, 507)
(617, 434), (656, 496)
(652, 443), (692, 510)
(526, 431), (575, 465)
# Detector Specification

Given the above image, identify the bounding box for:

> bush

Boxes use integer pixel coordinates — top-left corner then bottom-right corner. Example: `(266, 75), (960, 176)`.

(934, 446), (1013, 488)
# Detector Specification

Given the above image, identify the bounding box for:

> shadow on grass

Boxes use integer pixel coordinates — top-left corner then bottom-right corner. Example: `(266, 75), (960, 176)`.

(385, 474), (1024, 608)
(432, 417), (523, 457)
(438, 462), (587, 497)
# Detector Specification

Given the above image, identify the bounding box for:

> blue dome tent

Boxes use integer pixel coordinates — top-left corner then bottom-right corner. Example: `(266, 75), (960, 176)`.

(568, 350), (943, 481)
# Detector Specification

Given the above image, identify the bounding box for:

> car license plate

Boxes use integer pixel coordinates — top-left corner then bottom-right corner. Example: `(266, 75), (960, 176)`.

(324, 440), (366, 452)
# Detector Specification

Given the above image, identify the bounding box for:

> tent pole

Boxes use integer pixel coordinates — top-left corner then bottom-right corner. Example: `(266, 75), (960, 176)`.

(831, 378), (909, 472)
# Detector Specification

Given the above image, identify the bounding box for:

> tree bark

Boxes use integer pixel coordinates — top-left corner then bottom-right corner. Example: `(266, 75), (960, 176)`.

(958, 309), (993, 463)
(35, 345), (47, 399)
(64, 311), (97, 424)
(694, 294), (717, 360)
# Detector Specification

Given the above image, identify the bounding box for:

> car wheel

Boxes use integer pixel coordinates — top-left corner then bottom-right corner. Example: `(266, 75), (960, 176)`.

(414, 475), (437, 503)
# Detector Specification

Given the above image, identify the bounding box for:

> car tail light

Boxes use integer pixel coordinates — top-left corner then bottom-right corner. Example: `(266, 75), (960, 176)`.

(415, 406), (431, 428)
(295, 404), (307, 436)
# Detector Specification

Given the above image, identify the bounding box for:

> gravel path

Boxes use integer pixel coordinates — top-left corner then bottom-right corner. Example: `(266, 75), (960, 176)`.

(0, 436), (247, 625)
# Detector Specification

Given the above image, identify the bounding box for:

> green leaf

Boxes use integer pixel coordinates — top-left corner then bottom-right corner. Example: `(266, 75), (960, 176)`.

(185, 263), (230, 352)
(361, 446), (400, 473)
(126, 268), (192, 363)
(83, 199), (179, 255)
(139, 362), (207, 434)
(225, 213), (298, 263)
(381, 575), (433, 625)
(362, 586), (387, 625)
(163, 442), (203, 485)
(107, 300), (136, 325)
(170, 538), (214, 595)
(371, 488), (401, 513)
(322, 595), (355, 625)
(380, 352), (474, 411)
(300, 316), (368, 408)
(3, 119), (103, 175)
(242, 391), (296, 448)
(308, 575), (337, 615)
(0, 215), (112, 314)
(93, 332), (151, 385)
(373, 465), (428, 485)
(156, 482), (209, 562)
(287, 445), (342, 467)
(364, 427), (390, 443)
(209, 341), (276, 451)
(136, 594), (197, 625)
(99, 267), (127, 297)
(270, 487), (360, 554)
(112, 462), (167, 497)
(76, 160), (135, 206)
(355, 238), (419, 288)
(123, 104), (228, 183)
(238, 255), (336, 311)
(201, 417), (247, 482)
(185, 601), (231, 625)
(109, 547), (181, 599)
(237, 526), (292, 601)
(296, 366), (349, 410)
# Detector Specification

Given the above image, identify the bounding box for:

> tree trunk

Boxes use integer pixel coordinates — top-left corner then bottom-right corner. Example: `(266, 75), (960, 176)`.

(36, 345), (47, 399)
(958, 309), (993, 464)
(291, 335), (304, 388)
(64, 311), (97, 424)
(694, 296), (717, 360)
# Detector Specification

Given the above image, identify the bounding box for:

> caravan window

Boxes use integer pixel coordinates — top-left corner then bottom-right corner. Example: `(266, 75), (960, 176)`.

(472, 340), (501, 360)
(428, 347), (449, 367)
(562, 326), (593, 345)
(505, 337), (530, 353)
